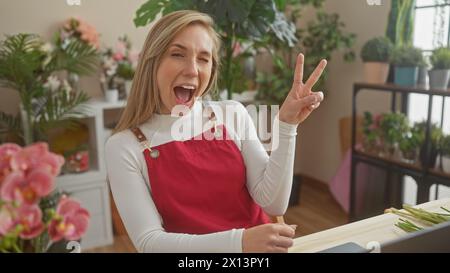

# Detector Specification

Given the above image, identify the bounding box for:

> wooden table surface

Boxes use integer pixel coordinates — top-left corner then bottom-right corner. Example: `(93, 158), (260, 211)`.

(290, 198), (450, 253)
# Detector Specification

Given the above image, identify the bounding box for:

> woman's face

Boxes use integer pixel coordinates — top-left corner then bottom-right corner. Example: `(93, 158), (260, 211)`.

(157, 24), (214, 114)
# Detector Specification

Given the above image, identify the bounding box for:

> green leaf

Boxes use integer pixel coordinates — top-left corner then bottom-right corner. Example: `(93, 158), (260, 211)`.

(270, 11), (297, 47)
(0, 33), (45, 93)
(49, 39), (99, 76)
(134, 0), (167, 27)
(235, 0), (275, 39)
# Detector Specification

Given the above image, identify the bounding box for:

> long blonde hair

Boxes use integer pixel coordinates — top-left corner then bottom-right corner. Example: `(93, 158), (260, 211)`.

(114, 10), (221, 133)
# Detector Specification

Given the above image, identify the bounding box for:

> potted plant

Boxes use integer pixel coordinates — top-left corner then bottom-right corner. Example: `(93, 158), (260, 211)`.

(429, 47), (450, 90)
(360, 37), (393, 84)
(441, 134), (450, 173)
(362, 111), (382, 154)
(390, 46), (424, 87)
(111, 35), (139, 99)
(100, 47), (121, 103)
(399, 128), (422, 164)
(0, 33), (99, 145)
(412, 121), (443, 168)
(379, 112), (409, 157)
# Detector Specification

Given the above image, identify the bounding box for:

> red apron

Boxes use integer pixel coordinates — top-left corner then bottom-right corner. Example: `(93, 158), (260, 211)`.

(131, 107), (270, 235)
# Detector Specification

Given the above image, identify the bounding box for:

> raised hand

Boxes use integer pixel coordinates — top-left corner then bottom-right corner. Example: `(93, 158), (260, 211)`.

(278, 54), (327, 125)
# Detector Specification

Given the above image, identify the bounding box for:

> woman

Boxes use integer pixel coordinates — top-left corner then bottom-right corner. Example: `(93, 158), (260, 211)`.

(106, 10), (326, 253)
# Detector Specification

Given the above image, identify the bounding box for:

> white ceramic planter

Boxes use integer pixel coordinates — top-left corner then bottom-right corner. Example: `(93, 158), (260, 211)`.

(105, 89), (119, 103)
(363, 62), (390, 84)
(429, 69), (450, 90)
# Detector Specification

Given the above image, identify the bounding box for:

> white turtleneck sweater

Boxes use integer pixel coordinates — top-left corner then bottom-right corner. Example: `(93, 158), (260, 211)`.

(105, 99), (298, 253)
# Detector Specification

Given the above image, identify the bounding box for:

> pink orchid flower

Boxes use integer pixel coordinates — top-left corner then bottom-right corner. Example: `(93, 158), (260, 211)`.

(0, 203), (15, 236)
(1, 169), (55, 205)
(9, 142), (64, 177)
(16, 204), (45, 239)
(0, 143), (21, 183)
(0, 203), (44, 239)
(48, 196), (90, 242)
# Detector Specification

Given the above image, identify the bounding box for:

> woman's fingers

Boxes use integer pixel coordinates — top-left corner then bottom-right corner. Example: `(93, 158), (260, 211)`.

(270, 246), (289, 253)
(308, 102), (321, 111)
(274, 235), (294, 248)
(292, 53), (304, 88)
(298, 92), (323, 110)
(303, 59), (327, 92)
(276, 224), (296, 237)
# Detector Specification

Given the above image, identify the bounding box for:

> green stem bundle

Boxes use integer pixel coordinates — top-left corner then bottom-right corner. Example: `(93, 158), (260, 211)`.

(386, 204), (450, 233)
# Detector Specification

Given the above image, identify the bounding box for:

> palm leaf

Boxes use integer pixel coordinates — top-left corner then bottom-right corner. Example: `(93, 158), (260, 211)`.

(0, 33), (45, 92)
(49, 39), (99, 76)
(34, 90), (90, 139)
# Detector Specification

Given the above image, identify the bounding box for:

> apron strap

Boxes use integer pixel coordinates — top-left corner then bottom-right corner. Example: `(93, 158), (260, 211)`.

(130, 127), (152, 152)
(130, 127), (147, 143)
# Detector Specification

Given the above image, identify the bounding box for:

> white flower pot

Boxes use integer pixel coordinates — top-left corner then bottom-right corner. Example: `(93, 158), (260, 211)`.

(429, 69), (450, 90)
(443, 155), (450, 173)
(363, 62), (390, 84)
(105, 89), (119, 103)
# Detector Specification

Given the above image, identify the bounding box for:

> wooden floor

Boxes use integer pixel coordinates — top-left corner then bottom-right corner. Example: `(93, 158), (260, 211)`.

(84, 176), (348, 253)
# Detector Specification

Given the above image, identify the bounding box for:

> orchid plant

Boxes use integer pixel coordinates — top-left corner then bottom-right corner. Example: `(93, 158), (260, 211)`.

(0, 142), (90, 253)
(100, 35), (139, 92)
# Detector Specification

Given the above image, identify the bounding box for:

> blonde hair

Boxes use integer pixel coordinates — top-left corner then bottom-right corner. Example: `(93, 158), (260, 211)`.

(114, 10), (221, 133)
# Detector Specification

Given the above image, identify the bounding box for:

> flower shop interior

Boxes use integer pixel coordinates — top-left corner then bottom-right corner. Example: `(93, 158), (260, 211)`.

(1, 0), (450, 253)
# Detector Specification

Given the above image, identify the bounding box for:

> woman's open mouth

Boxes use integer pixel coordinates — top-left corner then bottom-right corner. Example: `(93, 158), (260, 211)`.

(174, 84), (196, 105)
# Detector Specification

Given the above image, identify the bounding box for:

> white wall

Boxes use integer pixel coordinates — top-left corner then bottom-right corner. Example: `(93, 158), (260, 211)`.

(295, 0), (392, 183)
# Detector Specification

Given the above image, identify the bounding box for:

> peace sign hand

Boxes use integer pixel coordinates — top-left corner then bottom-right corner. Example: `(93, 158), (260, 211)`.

(278, 54), (327, 125)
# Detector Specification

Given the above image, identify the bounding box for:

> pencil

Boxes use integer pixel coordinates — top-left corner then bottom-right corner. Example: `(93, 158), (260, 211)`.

(276, 216), (285, 224)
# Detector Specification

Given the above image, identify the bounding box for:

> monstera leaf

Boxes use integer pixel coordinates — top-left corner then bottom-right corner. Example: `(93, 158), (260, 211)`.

(134, 0), (279, 41)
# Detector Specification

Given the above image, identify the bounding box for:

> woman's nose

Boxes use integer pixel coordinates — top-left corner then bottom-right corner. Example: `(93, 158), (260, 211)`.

(183, 59), (199, 77)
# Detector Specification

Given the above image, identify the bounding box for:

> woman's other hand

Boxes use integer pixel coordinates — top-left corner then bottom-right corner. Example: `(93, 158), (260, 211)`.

(242, 223), (296, 253)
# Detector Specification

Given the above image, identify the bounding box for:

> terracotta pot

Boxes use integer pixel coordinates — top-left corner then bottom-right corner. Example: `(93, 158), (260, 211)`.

(363, 62), (390, 84)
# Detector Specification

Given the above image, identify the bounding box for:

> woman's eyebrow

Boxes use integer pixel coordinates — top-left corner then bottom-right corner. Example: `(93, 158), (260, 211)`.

(170, 43), (211, 56)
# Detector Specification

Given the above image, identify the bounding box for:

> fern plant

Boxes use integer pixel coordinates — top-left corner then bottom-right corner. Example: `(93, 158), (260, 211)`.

(0, 33), (99, 144)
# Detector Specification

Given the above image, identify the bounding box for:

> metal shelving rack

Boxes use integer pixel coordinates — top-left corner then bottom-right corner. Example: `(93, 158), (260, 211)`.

(350, 82), (450, 221)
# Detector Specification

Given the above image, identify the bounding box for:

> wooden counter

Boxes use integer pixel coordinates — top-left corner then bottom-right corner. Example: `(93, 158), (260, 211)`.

(290, 198), (450, 253)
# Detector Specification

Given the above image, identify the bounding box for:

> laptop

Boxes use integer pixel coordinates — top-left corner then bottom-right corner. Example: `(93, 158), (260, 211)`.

(318, 220), (450, 253)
